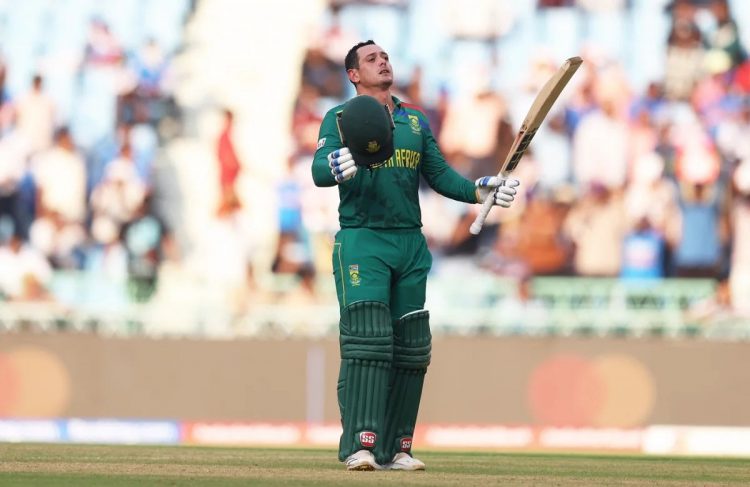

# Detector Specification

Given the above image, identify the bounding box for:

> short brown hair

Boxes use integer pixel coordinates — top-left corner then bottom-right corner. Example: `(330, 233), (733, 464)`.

(344, 40), (375, 71)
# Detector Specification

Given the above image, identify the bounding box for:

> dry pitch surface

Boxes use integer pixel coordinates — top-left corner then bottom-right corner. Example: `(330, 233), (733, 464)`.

(1, 444), (749, 486)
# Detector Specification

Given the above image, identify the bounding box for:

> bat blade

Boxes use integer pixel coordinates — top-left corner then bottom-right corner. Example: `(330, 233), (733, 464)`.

(469, 56), (582, 235)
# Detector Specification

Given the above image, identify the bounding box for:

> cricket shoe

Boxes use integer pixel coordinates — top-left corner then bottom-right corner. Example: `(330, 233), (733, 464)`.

(383, 452), (425, 471)
(344, 450), (381, 471)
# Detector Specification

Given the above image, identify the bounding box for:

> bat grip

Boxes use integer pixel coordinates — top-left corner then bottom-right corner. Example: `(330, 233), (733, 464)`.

(469, 192), (495, 235)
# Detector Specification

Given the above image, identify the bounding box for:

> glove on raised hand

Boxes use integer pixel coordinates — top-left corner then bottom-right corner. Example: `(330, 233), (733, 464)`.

(328, 147), (358, 183)
(475, 177), (520, 208)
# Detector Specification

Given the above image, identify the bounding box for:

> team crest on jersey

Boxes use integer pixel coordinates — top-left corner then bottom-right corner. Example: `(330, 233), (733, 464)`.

(317, 137), (326, 150)
(408, 115), (421, 134)
(349, 265), (361, 286)
(366, 140), (380, 153)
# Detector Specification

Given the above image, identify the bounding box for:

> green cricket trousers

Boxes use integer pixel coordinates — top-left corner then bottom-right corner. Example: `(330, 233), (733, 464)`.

(332, 227), (432, 317)
(332, 227), (433, 464)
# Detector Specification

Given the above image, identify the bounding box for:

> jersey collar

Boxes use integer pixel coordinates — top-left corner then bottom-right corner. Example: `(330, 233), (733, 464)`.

(390, 95), (409, 122)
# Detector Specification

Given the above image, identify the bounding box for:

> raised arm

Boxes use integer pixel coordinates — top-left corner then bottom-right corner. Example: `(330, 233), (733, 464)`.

(312, 109), (356, 187)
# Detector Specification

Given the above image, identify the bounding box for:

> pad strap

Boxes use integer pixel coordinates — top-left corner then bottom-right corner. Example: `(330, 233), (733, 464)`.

(393, 310), (431, 369)
(340, 301), (393, 361)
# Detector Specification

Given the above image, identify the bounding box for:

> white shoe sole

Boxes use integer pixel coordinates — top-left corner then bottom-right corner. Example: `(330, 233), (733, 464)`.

(384, 462), (425, 471)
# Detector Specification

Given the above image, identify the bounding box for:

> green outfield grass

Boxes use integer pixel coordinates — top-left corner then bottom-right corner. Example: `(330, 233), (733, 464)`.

(1, 444), (749, 486)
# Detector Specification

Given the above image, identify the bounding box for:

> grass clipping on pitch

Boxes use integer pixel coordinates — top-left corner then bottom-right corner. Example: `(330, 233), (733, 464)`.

(1, 444), (749, 486)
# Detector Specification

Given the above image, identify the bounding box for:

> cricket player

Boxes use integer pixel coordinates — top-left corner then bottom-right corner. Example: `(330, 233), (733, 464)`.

(311, 40), (520, 471)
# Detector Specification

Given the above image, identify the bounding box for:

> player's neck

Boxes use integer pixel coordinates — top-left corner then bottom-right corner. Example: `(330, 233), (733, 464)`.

(356, 88), (393, 112)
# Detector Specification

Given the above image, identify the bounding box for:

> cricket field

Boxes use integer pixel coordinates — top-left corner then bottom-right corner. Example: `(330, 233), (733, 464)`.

(1, 444), (749, 486)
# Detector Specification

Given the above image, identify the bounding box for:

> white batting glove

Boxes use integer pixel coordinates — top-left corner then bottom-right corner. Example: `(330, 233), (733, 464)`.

(475, 177), (520, 208)
(328, 147), (358, 183)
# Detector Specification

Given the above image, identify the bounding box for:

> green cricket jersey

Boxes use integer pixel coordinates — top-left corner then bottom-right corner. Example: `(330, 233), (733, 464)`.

(312, 96), (478, 229)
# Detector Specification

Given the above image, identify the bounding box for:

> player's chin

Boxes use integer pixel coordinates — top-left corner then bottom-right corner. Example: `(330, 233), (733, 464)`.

(378, 77), (393, 89)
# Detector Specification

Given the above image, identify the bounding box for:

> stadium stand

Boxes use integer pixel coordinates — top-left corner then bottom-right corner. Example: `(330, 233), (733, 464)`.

(0, 0), (748, 338)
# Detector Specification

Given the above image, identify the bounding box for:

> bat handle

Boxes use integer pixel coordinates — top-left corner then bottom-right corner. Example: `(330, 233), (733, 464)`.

(469, 184), (500, 235)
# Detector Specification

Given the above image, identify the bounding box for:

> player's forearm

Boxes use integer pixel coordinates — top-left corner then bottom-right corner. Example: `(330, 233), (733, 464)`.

(425, 168), (477, 203)
(311, 157), (337, 187)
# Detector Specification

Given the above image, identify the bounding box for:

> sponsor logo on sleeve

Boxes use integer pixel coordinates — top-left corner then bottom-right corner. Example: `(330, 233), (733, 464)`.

(317, 137), (326, 150)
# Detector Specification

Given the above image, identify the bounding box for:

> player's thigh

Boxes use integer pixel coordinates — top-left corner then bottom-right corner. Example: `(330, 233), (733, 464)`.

(389, 235), (432, 319)
(332, 228), (391, 309)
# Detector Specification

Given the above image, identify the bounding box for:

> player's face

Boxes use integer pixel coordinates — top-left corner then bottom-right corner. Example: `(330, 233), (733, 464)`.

(349, 44), (393, 90)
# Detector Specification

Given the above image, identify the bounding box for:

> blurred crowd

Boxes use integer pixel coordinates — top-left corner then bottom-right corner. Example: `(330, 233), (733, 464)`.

(286, 0), (750, 316)
(1, 0), (749, 332)
(0, 16), (180, 305)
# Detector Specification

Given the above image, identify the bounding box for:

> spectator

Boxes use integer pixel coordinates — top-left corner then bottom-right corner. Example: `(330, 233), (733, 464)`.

(629, 82), (668, 122)
(216, 109), (242, 212)
(271, 231), (312, 275)
(621, 216), (667, 279)
(76, 18), (125, 148)
(624, 152), (682, 258)
(122, 194), (175, 302)
(534, 112), (573, 191)
(505, 194), (572, 275)
(0, 131), (31, 239)
(0, 233), (53, 301)
(292, 83), (324, 155)
(278, 264), (320, 308)
(563, 183), (627, 276)
(302, 46), (346, 100)
(14, 74), (56, 154)
(715, 94), (750, 165)
(88, 122), (157, 191)
(29, 211), (87, 269)
(431, 87), (519, 253)
(439, 87), (506, 179)
(119, 38), (172, 126)
(86, 215), (128, 281)
(664, 3), (705, 101)
(565, 70), (598, 135)
(30, 128), (87, 224)
(89, 143), (148, 240)
(704, 0), (747, 74)
(673, 180), (725, 278)
(83, 18), (124, 68)
(572, 96), (630, 190)
(735, 59), (750, 94)
(691, 66), (739, 137)
(277, 157), (304, 237)
(629, 107), (659, 169)
(28, 128), (88, 268)
(317, 4), (360, 67)
(134, 39), (170, 100)
(673, 127), (721, 190)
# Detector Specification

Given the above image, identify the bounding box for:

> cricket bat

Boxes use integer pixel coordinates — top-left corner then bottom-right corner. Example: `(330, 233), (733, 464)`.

(469, 56), (583, 235)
